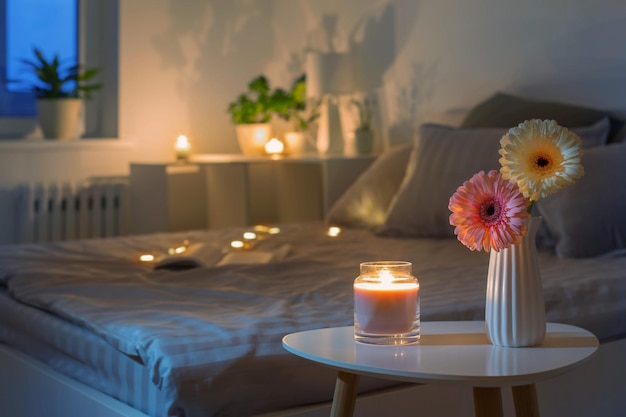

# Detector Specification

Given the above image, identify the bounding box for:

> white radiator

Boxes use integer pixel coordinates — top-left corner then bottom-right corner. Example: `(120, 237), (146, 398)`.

(15, 178), (130, 244)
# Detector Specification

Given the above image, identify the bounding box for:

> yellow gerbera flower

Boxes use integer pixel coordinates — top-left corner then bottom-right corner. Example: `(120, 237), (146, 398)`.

(499, 119), (584, 201)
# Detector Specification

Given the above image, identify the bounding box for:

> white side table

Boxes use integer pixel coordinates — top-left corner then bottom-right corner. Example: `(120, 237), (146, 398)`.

(282, 321), (598, 417)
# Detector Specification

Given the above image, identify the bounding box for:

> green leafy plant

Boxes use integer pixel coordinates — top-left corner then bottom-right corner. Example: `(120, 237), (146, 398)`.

(228, 74), (320, 130)
(21, 48), (102, 99)
(273, 74), (321, 132)
(227, 75), (274, 124)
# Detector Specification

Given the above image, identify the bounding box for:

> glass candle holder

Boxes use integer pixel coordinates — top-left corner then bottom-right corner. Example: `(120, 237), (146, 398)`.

(354, 261), (420, 345)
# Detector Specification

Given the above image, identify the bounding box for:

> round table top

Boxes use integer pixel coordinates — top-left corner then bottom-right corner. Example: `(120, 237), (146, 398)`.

(282, 321), (598, 387)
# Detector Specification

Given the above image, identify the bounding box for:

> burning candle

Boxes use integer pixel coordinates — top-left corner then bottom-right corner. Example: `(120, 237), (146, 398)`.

(354, 261), (420, 345)
(327, 226), (341, 237)
(264, 137), (284, 156)
(175, 135), (191, 162)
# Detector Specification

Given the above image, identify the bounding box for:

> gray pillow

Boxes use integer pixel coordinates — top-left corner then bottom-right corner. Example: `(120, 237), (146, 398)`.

(326, 143), (412, 228)
(379, 119), (611, 238)
(536, 143), (626, 258)
(461, 92), (625, 143)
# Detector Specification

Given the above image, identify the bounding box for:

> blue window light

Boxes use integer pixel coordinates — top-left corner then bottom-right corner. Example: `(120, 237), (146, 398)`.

(1, 0), (77, 116)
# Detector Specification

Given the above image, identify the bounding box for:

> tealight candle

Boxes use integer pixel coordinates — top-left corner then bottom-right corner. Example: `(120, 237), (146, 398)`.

(354, 261), (420, 345)
(139, 253), (155, 262)
(230, 240), (245, 249)
(327, 226), (341, 237)
(175, 135), (191, 162)
(264, 137), (284, 156)
(243, 232), (257, 240)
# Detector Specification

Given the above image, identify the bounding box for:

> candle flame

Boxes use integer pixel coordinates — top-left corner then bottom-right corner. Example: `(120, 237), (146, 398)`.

(264, 138), (284, 155)
(327, 226), (341, 237)
(139, 254), (155, 262)
(378, 268), (395, 285)
(175, 135), (191, 151)
(243, 232), (257, 240)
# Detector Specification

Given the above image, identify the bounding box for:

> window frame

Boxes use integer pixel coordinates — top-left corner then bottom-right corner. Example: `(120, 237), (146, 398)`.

(0, 0), (118, 139)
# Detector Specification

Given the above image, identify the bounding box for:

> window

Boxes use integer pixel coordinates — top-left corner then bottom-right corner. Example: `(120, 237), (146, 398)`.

(0, 0), (118, 138)
(1, 0), (77, 116)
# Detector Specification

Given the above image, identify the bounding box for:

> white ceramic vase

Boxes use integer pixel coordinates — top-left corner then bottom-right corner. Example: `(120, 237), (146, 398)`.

(284, 131), (308, 155)
(485, 216), (546, 347)
(235, 123), (271, 156)
(37, 98), (82, 140)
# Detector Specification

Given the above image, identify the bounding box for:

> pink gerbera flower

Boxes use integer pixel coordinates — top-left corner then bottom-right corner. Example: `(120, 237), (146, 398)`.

(448, 170), (530, 252)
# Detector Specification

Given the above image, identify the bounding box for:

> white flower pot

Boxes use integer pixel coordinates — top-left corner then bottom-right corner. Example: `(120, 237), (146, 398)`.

(37, 98), (83, 140)
(235, 123), (271, 156)
(284, 131), (313, 155)
(485, 216), (546, 347)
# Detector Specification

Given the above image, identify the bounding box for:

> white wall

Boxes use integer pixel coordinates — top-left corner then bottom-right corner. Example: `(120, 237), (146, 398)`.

(119, 0), (626, 160)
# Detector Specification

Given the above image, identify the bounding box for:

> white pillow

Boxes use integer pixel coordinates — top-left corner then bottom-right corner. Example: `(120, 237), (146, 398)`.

(379, 124), (503, 237)
(326, 144), (412, 228)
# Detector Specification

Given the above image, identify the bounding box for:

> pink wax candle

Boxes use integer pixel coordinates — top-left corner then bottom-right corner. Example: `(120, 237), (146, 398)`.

(354, 261), (420, 345)
(354, 282), (419, 334)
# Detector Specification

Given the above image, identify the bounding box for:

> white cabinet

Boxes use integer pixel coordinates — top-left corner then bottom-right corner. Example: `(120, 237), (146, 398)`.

(130, 154), (375, 234)
(129, 163), (208, 235)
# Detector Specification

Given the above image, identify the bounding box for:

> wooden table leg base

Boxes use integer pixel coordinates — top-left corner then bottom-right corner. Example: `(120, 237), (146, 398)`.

(512, 384), (540, 417)
(473, 387), (503, 417)
(330, 371), (360, 417)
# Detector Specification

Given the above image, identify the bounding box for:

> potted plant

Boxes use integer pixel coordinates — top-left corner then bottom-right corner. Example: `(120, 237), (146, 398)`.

(350, 97), (375, 154)
(273, 74), (321, 154)
(227, 75), (275, 156)
(22, 48), (101, 140)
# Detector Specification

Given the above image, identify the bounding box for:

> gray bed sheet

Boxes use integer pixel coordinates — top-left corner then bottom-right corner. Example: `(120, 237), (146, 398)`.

(0, 288), (168, 416)
(1, 222), (625, 417)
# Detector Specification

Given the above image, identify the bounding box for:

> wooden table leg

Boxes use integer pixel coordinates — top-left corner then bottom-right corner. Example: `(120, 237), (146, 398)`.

(473, 387), (504, 417)
(329, 371), (360, 417)
(512, 384), (540, 417)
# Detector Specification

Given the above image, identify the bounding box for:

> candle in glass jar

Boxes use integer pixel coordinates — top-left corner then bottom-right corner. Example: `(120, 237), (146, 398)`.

(354, 261), (420, 345)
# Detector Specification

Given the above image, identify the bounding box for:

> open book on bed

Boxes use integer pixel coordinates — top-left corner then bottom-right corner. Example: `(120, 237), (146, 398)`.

(152, 241), (291, 270)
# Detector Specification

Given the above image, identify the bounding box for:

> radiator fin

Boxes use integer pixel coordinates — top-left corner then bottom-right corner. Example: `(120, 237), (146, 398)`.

(16, 179), (129, 244)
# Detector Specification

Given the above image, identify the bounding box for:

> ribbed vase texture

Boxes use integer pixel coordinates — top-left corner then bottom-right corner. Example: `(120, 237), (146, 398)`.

(485, 217), (546, 347)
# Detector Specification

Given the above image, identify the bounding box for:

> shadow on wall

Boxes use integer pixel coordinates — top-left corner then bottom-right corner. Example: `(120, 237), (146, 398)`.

(148, 0), (434, 152)
(491, 10), (626, 112)
(151, 0), (276, 153)
(387, 60), (438, 147)
(339, 1), (426, 149)
(344, 0), (438, 148)
(348, 3), (396, 92)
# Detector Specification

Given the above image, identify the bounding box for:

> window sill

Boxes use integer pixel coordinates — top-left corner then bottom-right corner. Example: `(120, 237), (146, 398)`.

(0, 138), (133, 153)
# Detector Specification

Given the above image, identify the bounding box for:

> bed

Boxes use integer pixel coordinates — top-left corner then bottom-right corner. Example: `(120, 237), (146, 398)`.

(1, 92), (626, 417)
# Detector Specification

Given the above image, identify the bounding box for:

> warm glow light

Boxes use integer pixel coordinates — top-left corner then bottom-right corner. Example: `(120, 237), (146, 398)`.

(175, 135), (191, 161)
(231, 240), (245, 249)
(254, 225), (270, 233)
(139, 254), (155, 262)
(168, 240), (189, 255)
(268, 227), (280, 234)
(243, 232), (257, 240)
(327, 226), (341, 237)
(264, 138), (284, 155)
(378, 268), (395, 286)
